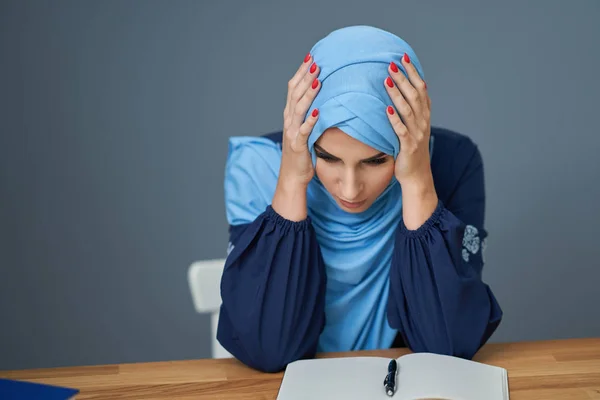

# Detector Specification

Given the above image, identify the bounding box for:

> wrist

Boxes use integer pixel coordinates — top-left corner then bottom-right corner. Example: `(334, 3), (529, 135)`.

(401, 176), (435, 198)
(400, 172), (438, 230)
(276, 175), (309, 195)
(272, 179), (308, 222)
(397, 164), (434, 192)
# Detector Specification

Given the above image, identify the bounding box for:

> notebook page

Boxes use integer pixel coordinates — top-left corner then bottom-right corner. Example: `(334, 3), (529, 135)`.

(276, 357), (395, 400)
(395, 353), (508, 400)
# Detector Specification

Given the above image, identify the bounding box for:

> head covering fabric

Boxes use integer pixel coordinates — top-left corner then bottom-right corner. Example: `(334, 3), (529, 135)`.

(306, 25), (424, 162)
(224, 25), (427, 352)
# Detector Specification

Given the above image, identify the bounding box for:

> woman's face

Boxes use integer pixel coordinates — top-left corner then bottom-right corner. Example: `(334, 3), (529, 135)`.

(314, 128), (395, 213)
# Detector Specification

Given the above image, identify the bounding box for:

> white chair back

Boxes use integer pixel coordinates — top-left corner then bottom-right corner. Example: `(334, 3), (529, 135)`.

(187, 259), (232, 358)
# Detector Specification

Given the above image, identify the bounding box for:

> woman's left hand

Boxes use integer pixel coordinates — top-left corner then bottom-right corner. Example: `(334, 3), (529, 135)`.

(384, 53), (433, 189)
(385, 53), (438, 230)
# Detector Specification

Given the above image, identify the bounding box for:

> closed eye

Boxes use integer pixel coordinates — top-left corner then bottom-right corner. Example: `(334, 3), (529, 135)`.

(315, 150), (340, 163)
(314, 144), (389, 166)
(363, 157), (389, 166)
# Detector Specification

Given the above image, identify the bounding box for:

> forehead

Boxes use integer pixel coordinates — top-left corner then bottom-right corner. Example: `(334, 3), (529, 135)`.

(316, 128), (381, 157)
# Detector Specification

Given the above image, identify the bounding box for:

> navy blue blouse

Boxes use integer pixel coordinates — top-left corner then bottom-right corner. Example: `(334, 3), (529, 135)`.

(217, 127), (503, 372)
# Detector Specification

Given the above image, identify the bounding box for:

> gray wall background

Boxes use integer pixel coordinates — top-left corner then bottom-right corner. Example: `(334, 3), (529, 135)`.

(1, 0), (599, 370)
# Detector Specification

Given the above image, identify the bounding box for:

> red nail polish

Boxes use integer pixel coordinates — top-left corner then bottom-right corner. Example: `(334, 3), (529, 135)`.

(403, 53), (410, 63)
(386, 77), (394, 88)
(390, 62), (399, 73)
(312, 79), (319, 89)
(310, 63), (317, 74)
(387, 106), (395, 115)
(304, 53), (311, 63)
(312, 108), (319, 117)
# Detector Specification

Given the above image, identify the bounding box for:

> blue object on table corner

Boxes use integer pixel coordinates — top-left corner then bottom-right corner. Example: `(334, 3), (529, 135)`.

(0, 378), (79, 399)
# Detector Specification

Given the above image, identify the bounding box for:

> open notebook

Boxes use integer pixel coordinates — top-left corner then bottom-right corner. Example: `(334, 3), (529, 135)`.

(276, 352), (509, 400)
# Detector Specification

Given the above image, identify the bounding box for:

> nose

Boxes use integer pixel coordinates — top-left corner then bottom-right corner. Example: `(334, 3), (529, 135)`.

(339, 168), (363, 201)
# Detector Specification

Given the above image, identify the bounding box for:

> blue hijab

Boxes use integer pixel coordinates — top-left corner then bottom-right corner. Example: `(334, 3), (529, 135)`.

(225, 25), (426, 352)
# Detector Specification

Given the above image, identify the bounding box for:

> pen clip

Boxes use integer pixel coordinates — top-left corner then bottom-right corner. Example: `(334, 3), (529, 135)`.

(384, 370), (395, 385)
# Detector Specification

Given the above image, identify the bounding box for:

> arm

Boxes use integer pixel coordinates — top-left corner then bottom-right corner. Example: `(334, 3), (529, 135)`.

(218, 137), (326, 373)
(217, 207), (326, 372)
(387, 144), (502, 359)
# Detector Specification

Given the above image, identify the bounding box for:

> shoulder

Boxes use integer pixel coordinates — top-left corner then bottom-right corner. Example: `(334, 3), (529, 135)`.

(225, 132), (283, 191)
(224, 134), (282, 225)
(226, 131), (283, 168)
(430, 126), (480, 160)
(226, 134), (281, 168)
(430, 126), (484, 200)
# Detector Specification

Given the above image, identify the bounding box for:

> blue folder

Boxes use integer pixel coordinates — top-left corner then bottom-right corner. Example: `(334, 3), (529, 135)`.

(0, 378), (79, 399)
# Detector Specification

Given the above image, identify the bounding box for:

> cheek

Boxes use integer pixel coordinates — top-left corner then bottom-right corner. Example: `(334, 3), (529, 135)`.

(315, 161), (337, 190)
(367, 164), (395, 197)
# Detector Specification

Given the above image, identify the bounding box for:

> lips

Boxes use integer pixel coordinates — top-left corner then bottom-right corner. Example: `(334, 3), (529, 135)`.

(338, 198), (366, 209)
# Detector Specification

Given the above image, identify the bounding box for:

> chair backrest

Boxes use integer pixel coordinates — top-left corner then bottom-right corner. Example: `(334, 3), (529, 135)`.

(187, 258), (232, 359)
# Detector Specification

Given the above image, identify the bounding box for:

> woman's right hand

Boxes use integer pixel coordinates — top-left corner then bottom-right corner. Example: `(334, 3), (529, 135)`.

(280, 54), (321, 187)
(272, 54), (321, 221)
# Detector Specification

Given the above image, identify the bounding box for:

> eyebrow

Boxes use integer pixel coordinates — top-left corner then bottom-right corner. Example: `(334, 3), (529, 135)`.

(314, 144), (387, 162)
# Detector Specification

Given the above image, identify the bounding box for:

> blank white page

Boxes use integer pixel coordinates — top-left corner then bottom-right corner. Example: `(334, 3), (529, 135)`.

(276, 357), (392, 400)
(395, 353), (509, 400)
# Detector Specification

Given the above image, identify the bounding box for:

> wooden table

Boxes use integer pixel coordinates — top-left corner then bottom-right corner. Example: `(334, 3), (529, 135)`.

(2, 338), (600, 399)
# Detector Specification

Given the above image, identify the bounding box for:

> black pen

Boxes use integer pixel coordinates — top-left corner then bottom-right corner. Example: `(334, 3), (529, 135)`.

(383, 359), (397, 396)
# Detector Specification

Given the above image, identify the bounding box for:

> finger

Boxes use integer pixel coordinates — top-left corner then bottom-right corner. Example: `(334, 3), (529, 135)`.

(386, 105), (413, 153)
(285, 53), (313, 121)
(291, 66), (320, 129)
(400, 53), (428, 107)
(384, 75), (419, 136)
(388, 60), (421, 116)
(401, 53), (426, 90)
(294, 108), (319, 151)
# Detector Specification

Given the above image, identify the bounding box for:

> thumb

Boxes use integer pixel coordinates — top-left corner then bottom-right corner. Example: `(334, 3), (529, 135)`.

(294, 108), (319, 152)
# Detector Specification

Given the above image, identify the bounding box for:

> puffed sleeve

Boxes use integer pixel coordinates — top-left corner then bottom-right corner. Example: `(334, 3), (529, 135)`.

(387, 142), (502, 359)
(217, 137), (327, 372)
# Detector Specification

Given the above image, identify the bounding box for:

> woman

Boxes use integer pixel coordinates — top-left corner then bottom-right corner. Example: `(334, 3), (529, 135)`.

(217, 26), (502, 373)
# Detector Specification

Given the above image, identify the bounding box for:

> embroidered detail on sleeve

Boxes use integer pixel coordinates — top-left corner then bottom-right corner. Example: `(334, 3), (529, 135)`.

(227, 241), (235, 256)
(462, 225), (481, 262)
(462, 248), (470, 262)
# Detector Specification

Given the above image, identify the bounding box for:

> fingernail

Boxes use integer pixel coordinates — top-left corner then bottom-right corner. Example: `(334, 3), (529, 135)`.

(386, 76), (394, 88)
(312, 108), (319, 117)
(304, 53), (311, 63)
(310, 63), (317, 74)
(403, 53), (410, 63)
(424, 81), (427, 89)
(390, 62), (399, 73)
(312, 78), (319, 89)
(387, 106), (395, 115)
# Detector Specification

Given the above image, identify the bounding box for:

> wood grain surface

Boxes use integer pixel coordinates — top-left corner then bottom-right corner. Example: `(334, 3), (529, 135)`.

(2, 338), (600, 399)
